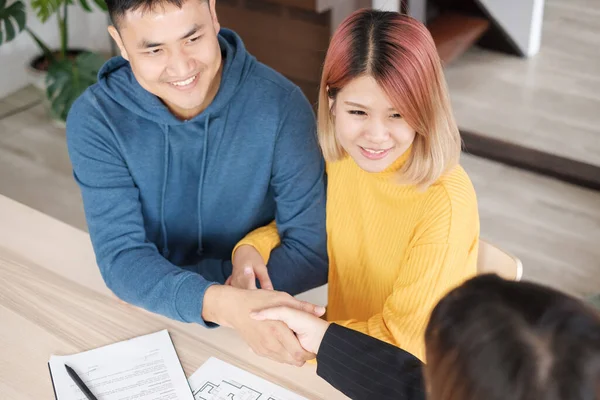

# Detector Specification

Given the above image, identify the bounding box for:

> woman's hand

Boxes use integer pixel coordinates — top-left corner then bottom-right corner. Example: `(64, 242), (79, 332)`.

(227, 245), (273, 290)
(251, 306), (330, 354)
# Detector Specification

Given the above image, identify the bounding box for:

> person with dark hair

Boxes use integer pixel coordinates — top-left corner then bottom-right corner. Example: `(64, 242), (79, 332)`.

(253, 273), (600, 400)
(65, 0), (328, 367)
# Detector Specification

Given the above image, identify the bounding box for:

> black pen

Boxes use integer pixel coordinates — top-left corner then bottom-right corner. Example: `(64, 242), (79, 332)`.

(64, 364), (98, 400)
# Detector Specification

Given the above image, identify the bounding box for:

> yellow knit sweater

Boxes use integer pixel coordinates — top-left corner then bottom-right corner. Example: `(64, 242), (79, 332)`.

(236, 150), (479, 361)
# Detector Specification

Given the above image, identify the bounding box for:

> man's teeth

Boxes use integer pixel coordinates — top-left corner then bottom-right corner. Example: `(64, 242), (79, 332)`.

(171, 75), (197, 87)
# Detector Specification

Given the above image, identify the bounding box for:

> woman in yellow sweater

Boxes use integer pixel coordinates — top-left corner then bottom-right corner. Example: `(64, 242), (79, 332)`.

(227, 9), (479, 361)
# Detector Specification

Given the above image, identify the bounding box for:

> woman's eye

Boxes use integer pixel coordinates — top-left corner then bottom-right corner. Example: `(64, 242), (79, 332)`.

(349, 110), (366, 116)
(391, 113), (402, 119)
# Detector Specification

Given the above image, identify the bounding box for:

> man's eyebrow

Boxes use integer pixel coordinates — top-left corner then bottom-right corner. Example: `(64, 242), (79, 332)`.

(138, 24), (203, 49)
(180, 24), (203, 40)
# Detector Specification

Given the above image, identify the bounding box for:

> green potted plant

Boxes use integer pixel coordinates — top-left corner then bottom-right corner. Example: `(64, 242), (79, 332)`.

(0, 0), (108, 122)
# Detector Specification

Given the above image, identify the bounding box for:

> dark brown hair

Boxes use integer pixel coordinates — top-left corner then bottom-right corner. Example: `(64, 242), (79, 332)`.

(107, 0), (208, 28)
(425, 274), (600, 400)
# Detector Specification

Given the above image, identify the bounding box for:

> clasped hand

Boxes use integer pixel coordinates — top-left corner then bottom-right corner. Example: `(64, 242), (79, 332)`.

(203, 285), (325, 367)
(218, 245), (328, 366)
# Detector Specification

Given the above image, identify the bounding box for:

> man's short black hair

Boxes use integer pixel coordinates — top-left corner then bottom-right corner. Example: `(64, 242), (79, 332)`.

(107, 0), (208, 28)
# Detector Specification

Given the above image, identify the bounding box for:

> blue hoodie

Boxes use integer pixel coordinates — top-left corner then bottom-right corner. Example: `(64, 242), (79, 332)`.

(66, 29), (328, 326)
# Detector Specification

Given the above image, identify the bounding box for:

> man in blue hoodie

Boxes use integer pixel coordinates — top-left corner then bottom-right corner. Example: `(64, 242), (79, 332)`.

(66, 0), (328, 366)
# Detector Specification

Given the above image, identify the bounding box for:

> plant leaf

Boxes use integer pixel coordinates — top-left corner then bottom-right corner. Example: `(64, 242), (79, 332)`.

(91, 0), (106, 11)
(9, 1), (26, 30)
(77, 0), (91, 12)
(45, 51), (105, 121)
(31, 0), (63, 23)
(3, 14), (14, 41)
(79, 0), (106, 12)
(0, 0), (26, 45)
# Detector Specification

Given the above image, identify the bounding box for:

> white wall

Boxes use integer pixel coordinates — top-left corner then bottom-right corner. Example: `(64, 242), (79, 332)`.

(0, 4), (112, 98)
(372, 0), (400, 12)
(478, 0), (545, 57)
(407, 0), (427, 22)
(317, 0), (401, 33)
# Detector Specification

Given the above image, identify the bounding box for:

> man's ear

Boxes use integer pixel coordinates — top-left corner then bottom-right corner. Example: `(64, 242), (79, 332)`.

(209, 0), (220, 34)
(108, 25), (129, 61)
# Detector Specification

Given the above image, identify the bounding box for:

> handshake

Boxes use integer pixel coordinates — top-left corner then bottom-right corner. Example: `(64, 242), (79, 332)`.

(202, 245), (330, 367)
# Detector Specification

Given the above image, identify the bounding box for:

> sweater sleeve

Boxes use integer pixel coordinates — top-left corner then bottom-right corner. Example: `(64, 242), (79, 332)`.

(232, 220), (281, 264)
(316, 324), (425, 400)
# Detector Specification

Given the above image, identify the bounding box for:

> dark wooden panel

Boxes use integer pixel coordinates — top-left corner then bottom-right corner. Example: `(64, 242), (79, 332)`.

(260, 0), (317, 11)
(242, 38), (326, 83)
(216, 0), (327, 105)
(428, 12), (489, 64)
(217, 4), (330, 52)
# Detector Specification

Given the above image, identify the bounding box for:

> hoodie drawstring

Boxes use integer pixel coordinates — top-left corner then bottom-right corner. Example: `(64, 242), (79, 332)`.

(160, 126), (170, 258)
(196, 114), (211, 255)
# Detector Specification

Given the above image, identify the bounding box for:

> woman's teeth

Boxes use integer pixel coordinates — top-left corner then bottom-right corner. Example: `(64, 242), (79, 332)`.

(363, 147), (386, 154)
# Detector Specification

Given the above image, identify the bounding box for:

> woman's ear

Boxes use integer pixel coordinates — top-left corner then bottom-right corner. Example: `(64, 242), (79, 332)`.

(326, 85), (336, 117)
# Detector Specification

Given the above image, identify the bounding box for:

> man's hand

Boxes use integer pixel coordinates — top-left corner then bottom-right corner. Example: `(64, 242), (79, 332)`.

(251, 306), (330, 355)
(202, 285), (325, 366)
(227, 245), (272, 290)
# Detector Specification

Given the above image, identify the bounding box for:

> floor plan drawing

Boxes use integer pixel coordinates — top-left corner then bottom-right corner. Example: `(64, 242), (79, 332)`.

(188, 357), (307, 400)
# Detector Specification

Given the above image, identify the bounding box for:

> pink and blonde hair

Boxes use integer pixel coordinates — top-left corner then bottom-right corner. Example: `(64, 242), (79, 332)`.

(318, 9), (461, 188)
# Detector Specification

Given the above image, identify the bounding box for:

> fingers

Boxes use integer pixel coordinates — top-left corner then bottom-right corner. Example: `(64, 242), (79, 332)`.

(275, 322), (314, 367)
(249, 311), (327, 357)
(285, 297), (326, 317)
(304, 302), (326, 317)
(261, 291), (325, 317)
(253, 264), (273, 290)
(250, 306), (289, 322)
(258, 321), (311, 367)
(231, 267), (257, 289)
(243, 267), (257, 290)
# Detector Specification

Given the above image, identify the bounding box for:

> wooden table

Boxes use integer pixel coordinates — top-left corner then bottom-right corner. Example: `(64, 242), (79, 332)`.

(0, 194), (347, 399)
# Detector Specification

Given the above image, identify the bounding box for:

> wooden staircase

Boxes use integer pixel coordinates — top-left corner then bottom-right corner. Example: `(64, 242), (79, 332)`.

(427, 12), (490, 65)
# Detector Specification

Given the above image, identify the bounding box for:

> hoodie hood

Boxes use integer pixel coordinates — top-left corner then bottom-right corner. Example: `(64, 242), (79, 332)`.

(96, 28), (255, 125)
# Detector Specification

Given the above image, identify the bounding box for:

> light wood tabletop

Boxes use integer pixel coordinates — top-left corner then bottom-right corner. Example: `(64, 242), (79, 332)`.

(0, 194), (347, 400)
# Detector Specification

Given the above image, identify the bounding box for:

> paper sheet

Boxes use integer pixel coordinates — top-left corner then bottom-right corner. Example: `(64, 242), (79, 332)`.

(188, 357), (308, 400)
(49, 329), (194, 400)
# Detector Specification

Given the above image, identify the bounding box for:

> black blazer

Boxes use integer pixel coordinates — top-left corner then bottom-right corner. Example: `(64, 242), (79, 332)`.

(316, 324), (426, 400)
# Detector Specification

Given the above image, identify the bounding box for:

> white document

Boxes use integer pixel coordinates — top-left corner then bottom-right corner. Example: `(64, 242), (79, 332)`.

(48, 329), (194, 400)
(188, 357), (308, 400)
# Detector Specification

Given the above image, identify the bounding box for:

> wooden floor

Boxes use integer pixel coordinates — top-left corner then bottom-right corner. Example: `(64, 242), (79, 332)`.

(445, 0), (600, 167)
(1, 86), (599, 298)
